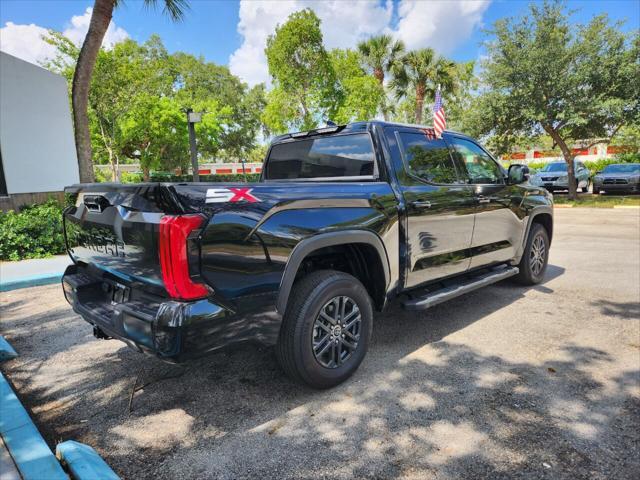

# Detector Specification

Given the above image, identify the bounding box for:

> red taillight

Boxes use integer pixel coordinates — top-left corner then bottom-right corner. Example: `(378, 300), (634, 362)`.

(159, 214), (208, 300)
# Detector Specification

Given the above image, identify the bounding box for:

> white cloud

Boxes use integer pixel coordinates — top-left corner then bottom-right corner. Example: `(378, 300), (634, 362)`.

(0, 7), (128, 67)
(394, 0), (490, 53)
(229, 0), (394, 87)
(230, 0), (490, 87)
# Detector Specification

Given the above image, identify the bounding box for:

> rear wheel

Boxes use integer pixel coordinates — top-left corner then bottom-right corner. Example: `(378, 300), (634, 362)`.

(515, 223), (549, 285)
(276, 270), (373, 389)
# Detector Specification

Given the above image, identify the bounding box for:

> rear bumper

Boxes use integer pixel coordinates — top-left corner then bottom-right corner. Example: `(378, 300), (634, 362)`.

(594, 182), (639, 193)
(62, 265), (281, 361)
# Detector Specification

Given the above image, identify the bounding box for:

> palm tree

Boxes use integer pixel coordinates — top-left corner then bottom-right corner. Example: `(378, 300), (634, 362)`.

(357, 34), (404, 120)
(391, 48), (457, 124)
(72, 0), (188, 182)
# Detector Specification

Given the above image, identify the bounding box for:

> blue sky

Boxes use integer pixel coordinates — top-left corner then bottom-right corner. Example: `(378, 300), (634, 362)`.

(1, 0), (638, 86)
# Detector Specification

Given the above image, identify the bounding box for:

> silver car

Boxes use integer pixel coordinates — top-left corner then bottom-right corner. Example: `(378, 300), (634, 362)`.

(529, 161), (591, 193)
(593, 163), (640, 194)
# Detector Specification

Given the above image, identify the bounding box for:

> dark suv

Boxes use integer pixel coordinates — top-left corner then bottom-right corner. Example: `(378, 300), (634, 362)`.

(62, 121), (553, 388)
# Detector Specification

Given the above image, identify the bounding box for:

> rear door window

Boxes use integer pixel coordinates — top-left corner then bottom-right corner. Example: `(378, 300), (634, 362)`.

(398, 132), (461, 184)
(265, 133), (375, 180)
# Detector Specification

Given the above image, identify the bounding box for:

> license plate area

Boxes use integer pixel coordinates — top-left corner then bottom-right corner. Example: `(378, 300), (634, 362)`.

(108, 282), (131, 305)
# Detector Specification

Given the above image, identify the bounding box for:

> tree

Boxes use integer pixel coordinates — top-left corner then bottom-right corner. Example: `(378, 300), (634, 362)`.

(120, 96), (230, 179)
(72, 0), (188, 183)
(329, 49), (383, 124)
(263, 9), (337, 133)
(390, 48), (458, 124)
(467, 0), (639, 199)
(357, 34), (405, 120)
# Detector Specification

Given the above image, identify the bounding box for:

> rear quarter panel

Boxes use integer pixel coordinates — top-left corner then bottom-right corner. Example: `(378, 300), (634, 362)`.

(172, 182), (399, 311)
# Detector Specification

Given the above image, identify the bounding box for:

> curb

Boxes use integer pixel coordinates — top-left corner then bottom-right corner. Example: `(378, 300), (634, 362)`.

(0, 273), (62, 293)
(553, 204), (574, 208)
(0, 336), (18, 362)
(57, 441), (120, 480)
(613, 205), (640, 209)
(0, 372), (68, 480)
(0, 336), (121, 480)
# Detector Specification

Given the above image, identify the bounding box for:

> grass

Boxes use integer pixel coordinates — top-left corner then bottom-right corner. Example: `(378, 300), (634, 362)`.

(553, 194), (640, 208)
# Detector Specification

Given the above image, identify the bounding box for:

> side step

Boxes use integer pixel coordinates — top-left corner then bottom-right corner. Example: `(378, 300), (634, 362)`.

(401, 265), (519, 311)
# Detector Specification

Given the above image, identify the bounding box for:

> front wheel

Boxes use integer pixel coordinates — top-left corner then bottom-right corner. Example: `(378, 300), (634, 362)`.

(515, 223), (550, 285)
(276, 270), (373, 389)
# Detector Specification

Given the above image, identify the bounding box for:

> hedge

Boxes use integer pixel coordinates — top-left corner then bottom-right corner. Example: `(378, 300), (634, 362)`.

(101, 171), (260, 183)
(0, 200), (66, 261)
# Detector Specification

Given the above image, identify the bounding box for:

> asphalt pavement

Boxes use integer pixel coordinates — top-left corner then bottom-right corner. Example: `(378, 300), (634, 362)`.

(0, 208), (639, 479)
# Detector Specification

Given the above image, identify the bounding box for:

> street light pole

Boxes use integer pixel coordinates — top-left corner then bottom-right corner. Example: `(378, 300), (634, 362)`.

(186, 108), (201, 182)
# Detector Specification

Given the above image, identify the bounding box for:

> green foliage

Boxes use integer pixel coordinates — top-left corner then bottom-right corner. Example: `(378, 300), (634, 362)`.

(263, 9), (337, 133)
(329, 49), (383, 124)
(357, 34), (405, 119)
(465, 1), (639, 157)
(0, 201), (66, 261)
(115, 172), (260, 184)
(390, 48), (459, 124)
(94, 167), (112, 183)
(120, 171), (144, 183)
(45, 32), (266, 172)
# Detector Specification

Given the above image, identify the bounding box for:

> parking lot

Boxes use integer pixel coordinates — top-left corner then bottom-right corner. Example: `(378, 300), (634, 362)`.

(1, 208), (639, 479)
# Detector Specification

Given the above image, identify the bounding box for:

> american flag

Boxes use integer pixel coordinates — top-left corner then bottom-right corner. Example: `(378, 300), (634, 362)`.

(432, 88), (446, 138)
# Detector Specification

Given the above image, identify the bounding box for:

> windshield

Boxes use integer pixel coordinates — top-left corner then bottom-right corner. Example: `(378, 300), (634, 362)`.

(602, 164), (640, 174)
(540, 163), (567, 172)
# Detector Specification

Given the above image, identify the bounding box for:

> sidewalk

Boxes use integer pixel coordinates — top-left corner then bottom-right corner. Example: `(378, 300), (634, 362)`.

(0, 256), (71, 292)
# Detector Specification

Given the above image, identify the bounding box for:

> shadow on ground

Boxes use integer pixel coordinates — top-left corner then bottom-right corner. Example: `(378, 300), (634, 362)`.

(1, 263), (639, 479)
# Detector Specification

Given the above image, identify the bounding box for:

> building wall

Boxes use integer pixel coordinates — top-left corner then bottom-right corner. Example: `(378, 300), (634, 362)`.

(0, 52), (79, 195)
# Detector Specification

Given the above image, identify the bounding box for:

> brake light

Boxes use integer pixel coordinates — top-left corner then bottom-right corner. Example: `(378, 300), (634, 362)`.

(159, 214), (208, 300)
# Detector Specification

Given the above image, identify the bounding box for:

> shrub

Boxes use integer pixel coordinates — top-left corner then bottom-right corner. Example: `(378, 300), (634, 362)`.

(0, 200), (66, 261)
(120, 171), (144, 183)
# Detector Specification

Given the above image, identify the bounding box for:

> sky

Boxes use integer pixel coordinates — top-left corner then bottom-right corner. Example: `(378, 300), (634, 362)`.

(1, 0), (638, 87)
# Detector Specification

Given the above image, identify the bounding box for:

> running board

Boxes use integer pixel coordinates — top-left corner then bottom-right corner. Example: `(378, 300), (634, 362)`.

(401, 265), (519, 311)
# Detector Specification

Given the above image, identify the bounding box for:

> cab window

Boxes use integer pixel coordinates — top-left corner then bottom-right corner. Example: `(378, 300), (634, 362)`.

(448, 137), (504, 184)
(398, 132), (460, 184)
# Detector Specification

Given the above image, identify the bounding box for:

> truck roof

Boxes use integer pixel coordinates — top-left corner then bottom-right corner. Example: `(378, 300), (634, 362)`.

(270, 120), (466, 145)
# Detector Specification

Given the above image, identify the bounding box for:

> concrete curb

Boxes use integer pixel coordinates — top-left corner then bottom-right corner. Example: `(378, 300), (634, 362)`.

(0, 372), (68, 480)
(57, 441), (120, 480)
(0, 273), (63, 292)
(613, 205), (640, 209)
(0, 336), (121, 480)
(0, 336), (18, 362)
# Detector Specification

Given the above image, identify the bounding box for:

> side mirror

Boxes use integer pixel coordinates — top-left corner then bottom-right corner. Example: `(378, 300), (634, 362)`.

(508, 164), (530, 184)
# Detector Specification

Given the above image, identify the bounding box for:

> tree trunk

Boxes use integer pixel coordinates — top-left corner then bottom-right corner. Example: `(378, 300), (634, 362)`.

(544, 125), (578, 200)
(72, 0), (115, 183)
(142, 164), (150, 182)
(415, 83), (425, 124)
(373, 69), (388, 121)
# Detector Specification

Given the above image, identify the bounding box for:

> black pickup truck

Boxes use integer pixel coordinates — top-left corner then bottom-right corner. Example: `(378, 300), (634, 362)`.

(62, 121), (553, 388)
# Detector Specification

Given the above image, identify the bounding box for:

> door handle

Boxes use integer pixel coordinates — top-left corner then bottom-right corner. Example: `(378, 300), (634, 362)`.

(477, 196), (491, 204)
(410, 200), (432, 208)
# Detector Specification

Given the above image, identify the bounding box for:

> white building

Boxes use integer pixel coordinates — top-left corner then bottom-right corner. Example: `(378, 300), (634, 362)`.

(0, 51), (79, 211)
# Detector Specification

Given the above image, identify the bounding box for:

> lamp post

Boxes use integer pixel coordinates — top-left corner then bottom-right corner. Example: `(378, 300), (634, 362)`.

(186, 108), (202, 182)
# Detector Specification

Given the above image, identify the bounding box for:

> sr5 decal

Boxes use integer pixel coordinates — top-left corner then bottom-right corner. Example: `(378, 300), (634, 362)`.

(206, 187), (260, 203)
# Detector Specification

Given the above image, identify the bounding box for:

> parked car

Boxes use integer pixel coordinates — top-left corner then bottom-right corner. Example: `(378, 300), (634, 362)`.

(529, 161), (590, 193)
(592, 163), (640, 194)
(61, 121), (553, 388)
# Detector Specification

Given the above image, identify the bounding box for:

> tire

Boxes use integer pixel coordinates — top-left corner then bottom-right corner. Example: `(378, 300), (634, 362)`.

(593, 186), (600, 195)
(276, 270), (373, 389)
(515, 223), (550, 285)
(581, 180), (589, 193)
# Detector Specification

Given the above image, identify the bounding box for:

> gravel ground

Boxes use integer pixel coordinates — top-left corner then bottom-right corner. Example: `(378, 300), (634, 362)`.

(1, 208), (639, 480)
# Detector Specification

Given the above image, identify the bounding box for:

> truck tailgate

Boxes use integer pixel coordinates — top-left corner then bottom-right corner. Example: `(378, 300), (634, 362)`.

(64, 183), (182, 291)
